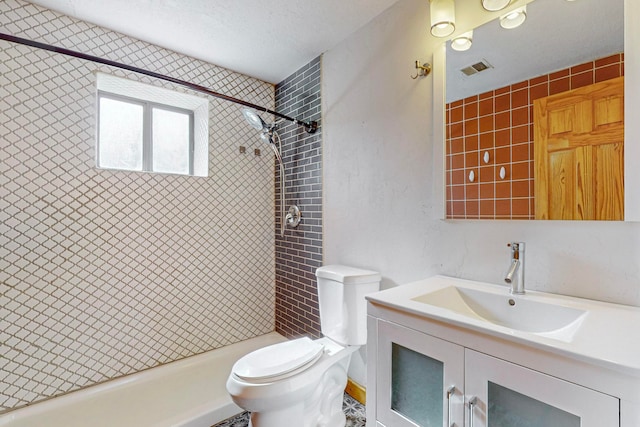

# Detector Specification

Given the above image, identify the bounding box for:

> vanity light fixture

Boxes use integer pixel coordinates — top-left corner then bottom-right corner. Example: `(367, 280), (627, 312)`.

(451, 30), (473, 51)
(481, 0), (512, 12)
(500, 5), (527, 29)
(430, 0), (456, 38)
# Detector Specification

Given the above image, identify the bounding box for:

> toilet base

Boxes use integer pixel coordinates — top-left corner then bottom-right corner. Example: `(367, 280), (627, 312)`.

(249, 404), (304, 427)
(245, 359), (350, 427)
(249, 411), (347, 427)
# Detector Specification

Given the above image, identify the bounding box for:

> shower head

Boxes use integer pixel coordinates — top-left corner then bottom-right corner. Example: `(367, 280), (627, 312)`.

(242, 108), (268, 132)
(242, 107), (287, 237)
(243, 108), (278, 145)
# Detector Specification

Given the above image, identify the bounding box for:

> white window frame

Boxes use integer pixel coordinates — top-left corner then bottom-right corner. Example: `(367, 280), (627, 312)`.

(96, 73), (209, 177)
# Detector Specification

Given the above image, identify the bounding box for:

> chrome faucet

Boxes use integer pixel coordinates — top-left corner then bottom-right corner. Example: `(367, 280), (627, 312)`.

(504, 242), (525, 295)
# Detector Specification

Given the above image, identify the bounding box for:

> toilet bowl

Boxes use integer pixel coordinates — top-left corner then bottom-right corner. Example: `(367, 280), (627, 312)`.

(227, 337), (356, 427)
(226, 265), (381, 427)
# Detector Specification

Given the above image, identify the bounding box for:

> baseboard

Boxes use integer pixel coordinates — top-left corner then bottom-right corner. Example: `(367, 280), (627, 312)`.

(345, 378), (366, 405)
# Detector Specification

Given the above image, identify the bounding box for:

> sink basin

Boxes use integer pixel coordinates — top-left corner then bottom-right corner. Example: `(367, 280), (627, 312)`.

(411, 286), (587, 335)
(367, 275), (640, 374)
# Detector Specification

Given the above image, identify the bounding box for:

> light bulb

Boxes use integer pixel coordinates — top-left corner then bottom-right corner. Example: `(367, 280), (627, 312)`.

(451, 31), (473, 51)
(500, 6), (527, 29)
(430, 0), (456, 38)
(481, 0), (512, 12)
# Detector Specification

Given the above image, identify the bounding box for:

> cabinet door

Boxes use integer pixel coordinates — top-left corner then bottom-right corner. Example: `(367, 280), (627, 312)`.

(376, 320), (464, 427)
(465, 350), (619, 427)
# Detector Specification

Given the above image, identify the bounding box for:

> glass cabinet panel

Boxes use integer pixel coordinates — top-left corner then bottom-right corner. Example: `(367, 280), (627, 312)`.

(488, 382), (580, 427)
(391, 343), (444, 426)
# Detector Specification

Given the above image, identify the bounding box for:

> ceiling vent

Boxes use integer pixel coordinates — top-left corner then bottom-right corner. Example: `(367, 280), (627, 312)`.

(461, 59), (493, 76)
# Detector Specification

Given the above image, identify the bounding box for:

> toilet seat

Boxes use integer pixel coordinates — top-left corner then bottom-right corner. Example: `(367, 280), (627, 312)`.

(232, 337), (325, 382)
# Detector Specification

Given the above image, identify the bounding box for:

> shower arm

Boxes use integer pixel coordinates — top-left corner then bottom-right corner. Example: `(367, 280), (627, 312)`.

(0, 32), (319, 135)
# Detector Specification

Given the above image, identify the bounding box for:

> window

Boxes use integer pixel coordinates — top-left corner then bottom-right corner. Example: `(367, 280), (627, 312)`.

(98, 93), (194, 174)
(96, 73), (208, 176)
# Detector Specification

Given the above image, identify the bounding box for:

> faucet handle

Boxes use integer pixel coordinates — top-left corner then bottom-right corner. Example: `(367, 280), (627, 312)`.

(506, 242), (526, 294)
(507, 242), (525, 252)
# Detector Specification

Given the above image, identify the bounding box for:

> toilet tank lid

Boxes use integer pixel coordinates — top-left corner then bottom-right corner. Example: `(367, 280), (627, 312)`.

(316, 265), (381, 285)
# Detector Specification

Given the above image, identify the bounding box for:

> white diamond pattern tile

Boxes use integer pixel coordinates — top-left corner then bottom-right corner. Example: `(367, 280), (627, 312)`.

(0, 0), (275, 413)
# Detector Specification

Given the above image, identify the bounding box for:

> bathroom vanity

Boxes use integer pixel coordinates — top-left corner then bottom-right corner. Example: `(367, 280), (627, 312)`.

(366, 276), (640, 427)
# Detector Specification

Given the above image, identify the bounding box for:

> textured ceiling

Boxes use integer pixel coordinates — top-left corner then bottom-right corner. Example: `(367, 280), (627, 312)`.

(26, 0), (401, 84)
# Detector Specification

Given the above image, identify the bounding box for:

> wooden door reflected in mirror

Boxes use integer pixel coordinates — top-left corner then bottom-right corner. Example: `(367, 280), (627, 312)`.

(534, 77), (624, 220)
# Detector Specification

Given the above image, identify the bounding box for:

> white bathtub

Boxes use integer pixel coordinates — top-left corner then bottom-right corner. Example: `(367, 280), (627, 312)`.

(0, 332), (286, 427)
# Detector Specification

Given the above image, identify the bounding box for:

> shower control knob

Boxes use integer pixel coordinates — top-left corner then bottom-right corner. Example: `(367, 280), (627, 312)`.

(286, 205), (302, 228)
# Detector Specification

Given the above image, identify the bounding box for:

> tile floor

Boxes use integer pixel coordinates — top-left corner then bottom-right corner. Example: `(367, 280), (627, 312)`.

(213, 393), (366, 427)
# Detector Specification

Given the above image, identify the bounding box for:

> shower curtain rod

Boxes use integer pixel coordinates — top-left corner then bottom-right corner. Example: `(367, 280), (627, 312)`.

(0, 32), (318, 134)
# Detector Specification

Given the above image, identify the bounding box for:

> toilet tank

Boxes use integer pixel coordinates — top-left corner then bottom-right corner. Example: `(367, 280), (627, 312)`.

(316, 265), (381, 346)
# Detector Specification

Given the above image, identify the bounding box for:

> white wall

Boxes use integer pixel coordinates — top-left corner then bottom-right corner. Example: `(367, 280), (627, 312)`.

(323, 0), (640, 310)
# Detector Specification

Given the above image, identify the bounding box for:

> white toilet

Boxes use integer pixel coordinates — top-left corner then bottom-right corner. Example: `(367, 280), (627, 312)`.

(226, 265), (381, 427)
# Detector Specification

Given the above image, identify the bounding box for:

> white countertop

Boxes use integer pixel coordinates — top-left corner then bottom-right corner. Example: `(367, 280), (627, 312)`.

(366, 275), (640, 377)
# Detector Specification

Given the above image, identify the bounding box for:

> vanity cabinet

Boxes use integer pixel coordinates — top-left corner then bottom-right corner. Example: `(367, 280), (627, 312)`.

(376, 320), (464, 427)
(371, 319), (620, 427)
(465, 349), (618, 427)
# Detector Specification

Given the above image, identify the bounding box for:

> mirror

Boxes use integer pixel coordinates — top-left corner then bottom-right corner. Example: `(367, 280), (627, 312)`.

(444, 0), (624, 220)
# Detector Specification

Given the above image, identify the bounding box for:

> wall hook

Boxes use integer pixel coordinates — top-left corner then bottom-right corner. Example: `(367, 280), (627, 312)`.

(411, 61), (432, 79)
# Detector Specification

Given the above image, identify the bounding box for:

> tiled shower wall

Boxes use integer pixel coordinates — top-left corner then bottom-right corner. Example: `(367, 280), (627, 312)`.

(0, 0), (275, 413)
(274, 57), (323, 338)
(445, 53), (624, 220)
